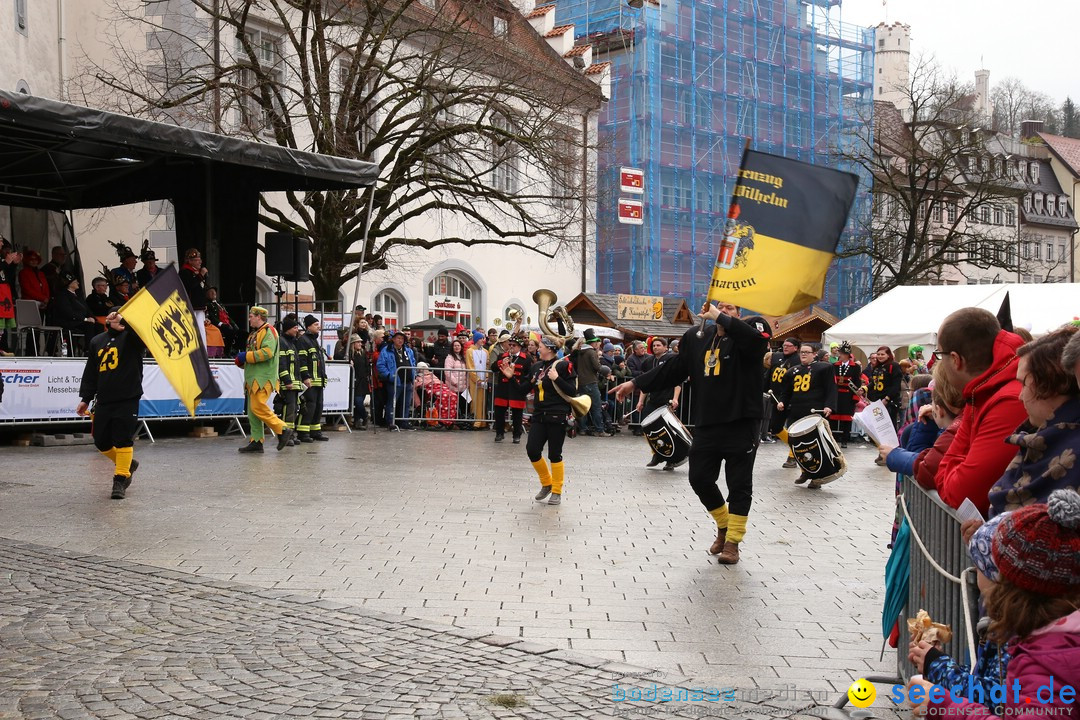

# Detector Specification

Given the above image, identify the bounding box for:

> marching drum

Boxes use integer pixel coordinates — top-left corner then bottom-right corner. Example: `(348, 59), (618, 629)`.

(641, 406), (693, 468)
(786, 414), (847, 485)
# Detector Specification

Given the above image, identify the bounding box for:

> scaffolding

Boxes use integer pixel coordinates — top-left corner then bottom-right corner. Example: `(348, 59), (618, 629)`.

(555, 0), (875, 317)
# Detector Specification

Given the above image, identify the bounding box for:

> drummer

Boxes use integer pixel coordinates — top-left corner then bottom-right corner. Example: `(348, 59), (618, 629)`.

(775, 344), (837, 487)
(613, 302), (771, 565)
(635, 337), (683, 470)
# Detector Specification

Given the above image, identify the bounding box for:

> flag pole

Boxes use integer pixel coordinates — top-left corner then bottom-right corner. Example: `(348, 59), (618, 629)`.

(696, 137), (751, 337)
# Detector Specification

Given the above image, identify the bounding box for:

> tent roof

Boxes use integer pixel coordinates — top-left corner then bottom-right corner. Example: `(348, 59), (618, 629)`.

(0, 91), (379, 210)
(564, 293), (696, 340)
(822, 283), (1080, 354)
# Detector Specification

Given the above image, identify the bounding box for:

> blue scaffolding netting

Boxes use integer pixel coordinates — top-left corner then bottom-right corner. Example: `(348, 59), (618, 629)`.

(555, 0), (875, 317)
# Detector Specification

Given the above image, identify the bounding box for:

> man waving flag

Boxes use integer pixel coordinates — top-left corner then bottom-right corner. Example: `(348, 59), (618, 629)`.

(709, 149), (859, 316)
(119, 264), (221, 415)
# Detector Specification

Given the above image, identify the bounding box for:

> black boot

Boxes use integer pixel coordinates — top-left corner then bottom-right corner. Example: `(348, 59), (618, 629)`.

(238, 441), (264, 453)
(110, 475), (127, 500)
(646, 453), (663, 468)
(276, 428), (294, 451)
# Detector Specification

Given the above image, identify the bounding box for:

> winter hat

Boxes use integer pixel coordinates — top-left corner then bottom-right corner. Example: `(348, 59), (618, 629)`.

(472, 329), (484, 343)
(602, 341), (615, 353)
(992, 489), (1080, 596)
(304, 314), (319, 328)
(250, 306), (269, 319)
(968, 512), (1009, 582)
(743, 315), (772, 340)
(539, 337), (559, 350)
(281, 315), (299, 331)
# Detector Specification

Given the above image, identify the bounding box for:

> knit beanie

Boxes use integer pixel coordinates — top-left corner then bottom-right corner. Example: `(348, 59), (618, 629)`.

(472, 330), (484, 343)
(992, 489), (1080, 596)
(968, 512), (1009, 582)
(281, 316), (299, 332)
(304, 314), (319, 328)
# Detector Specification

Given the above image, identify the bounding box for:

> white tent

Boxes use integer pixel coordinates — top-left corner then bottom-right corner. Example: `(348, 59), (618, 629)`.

(822, 283), (1080, 356)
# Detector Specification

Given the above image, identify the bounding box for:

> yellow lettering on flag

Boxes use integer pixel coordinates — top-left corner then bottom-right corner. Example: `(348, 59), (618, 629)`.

(121, 288), (204, 415)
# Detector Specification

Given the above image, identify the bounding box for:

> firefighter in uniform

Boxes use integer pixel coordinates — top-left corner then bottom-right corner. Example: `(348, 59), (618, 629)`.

(296, 314), (329, 442)
(776, 344), (837, 486)
(76, 311), (145, 499)
(274, 314), (308, 447)
(492, 334), (530, 443)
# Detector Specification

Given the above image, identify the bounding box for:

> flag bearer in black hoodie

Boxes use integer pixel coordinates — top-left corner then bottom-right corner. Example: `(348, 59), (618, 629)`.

(613, 302), (771, 565)
(76, 312), (145, 500)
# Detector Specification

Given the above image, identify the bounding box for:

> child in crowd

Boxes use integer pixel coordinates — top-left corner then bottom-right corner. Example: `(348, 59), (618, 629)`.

(908, 514), (1012, 716)
(909, 489), (1080, 718)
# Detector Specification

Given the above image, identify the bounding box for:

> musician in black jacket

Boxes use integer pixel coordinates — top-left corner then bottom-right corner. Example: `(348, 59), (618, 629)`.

(509, 336), (578, 506)
(76, 311), (145, 499)
(830, 342), (861, 448)
(613, 302), (771, 565)
(776, 344), (837, 486)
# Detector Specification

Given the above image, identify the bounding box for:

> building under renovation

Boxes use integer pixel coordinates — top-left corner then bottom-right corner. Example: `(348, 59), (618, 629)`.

(552, 0), (875, 316)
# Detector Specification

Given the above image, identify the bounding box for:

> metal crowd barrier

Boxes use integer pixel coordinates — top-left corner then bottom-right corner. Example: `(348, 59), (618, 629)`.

(384, 366), (496, 428)
(897, 476), (980, 681)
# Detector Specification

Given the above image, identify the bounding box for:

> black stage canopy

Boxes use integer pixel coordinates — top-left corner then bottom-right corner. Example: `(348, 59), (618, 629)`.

(0, 90), (378, 304)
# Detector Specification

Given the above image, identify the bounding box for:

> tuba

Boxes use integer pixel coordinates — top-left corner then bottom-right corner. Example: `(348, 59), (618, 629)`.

(532, 289), (591, 417)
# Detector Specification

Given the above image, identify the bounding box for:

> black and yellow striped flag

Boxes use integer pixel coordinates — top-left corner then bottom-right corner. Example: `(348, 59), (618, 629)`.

(707, 149), (859, 316)
(119, 265), (221, 415)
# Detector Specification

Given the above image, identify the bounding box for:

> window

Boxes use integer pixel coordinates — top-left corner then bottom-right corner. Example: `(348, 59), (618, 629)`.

(878, 39), (885, 49)
(1060, 198), (1069, 217)
(490, 114), (519, 194)
(428, 274), (472, 300)
(1047, 243), (1054, 262)
(1033, 242), (1041, 260)
(1022, 242), (1031, 259)
(945, 247), (959, 264)
(1030, 163), (1039, 183)
(1006, 245), (1016, 266)
(235, 29), (285, 131)
(1005, 206), (1015, 226)
(1024, 194), (1033, 214)
(993, 206), (1003, 225)
(980, 206), (991, 224)
(946, 203), (957, 223)
(339, 61), (375, 155)
(493, 16), (509, 39)
(932, 203), (943, 222)
(1045, 195), (1056, 217)
(15, 0), (27, 34)
(373, 292), (401, 328)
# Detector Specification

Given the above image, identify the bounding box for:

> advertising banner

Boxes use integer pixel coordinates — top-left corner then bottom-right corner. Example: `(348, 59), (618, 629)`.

(1, 358), (352, 423)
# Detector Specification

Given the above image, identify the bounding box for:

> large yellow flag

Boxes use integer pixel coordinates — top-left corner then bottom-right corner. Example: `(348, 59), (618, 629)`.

(707, 149), (859, 315)
(120, 265), (221, 415)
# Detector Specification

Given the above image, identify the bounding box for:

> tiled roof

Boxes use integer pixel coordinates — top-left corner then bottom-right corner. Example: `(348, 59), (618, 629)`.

(527, 4), (555, 18)
(1027, 159), (1065, 195)
(544, 24), (573, 38)
(1021, 158), (1078, 229)
(1040, 132), (1080, 178)
(564, 44), (590, 58)
(584, 61), (611, 76)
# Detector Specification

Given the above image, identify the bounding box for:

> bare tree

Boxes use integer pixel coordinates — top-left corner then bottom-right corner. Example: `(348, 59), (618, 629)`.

(837, 59), (1029, 293)
(75, 0), (603, 299)
(992, 77), (1060, 137)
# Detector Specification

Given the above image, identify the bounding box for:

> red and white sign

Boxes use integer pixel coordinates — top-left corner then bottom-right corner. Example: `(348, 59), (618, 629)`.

(618, 198), (644, 225)
(620, 167), (644, 194)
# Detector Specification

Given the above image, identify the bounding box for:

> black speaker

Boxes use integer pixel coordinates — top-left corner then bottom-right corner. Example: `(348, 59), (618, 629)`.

(265, 232), (294, 277)
(288, 236), (309, 283)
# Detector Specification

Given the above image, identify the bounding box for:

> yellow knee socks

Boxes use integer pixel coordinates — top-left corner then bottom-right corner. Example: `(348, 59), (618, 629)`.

(114, 447), (133, 477)
(727, 514), (749, 543)
(709, 504), (729, 530)
(531, 459), (552, 486)
(550, 461), (565, 494)
(101, 448), (118, 463)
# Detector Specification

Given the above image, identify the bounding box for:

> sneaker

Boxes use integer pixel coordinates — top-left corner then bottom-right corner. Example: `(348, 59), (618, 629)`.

(645, 455), (664, 468)
(494, 434), (504, 443)
(311, 433), (330, 442)
(276, 428), (294, 451)
(782, 458), (798, 469)
(547, 492), (562, 506)
(535, 485), (552, 501)
(512, 436), (521, 445)
(238, 441), (264, 453)
(387, 426), (400, 432)
(110, 475), (126, 500)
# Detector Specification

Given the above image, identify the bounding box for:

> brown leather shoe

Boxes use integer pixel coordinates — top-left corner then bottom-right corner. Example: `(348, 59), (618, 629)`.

(716, 541), (740, 565)
(708, 527), (728, 555)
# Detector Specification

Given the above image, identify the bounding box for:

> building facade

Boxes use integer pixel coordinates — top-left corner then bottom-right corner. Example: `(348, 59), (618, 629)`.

(551, 0), (875, 318)
(1, 0), (608, 331)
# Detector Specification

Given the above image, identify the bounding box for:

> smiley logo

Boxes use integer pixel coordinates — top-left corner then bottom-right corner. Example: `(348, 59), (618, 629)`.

(847, 678), (876, 708)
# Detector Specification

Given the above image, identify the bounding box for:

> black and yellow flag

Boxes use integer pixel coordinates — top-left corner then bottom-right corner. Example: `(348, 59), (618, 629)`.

(707, 149), (859, 316)
(120, 265), (221, 415)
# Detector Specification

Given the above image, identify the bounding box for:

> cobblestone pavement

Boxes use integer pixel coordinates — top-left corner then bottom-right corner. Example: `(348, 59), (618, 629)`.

(1, 428), (905, 718)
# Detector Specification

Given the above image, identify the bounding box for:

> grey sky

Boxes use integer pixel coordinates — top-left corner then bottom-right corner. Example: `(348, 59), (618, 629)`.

(837, 0), (1079, 103)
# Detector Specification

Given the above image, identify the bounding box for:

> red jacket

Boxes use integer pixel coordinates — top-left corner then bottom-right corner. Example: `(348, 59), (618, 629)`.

(934, 330), (1027, 515)
(913, 416), (961, 490)
(19, 266), (50, 305)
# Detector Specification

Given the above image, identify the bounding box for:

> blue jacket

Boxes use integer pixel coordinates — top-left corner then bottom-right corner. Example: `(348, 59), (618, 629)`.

(376, 344), (416, 386)
(886, 419), (943, 476)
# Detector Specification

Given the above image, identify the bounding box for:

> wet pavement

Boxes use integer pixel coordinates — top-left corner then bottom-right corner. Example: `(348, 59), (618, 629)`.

(0, 427), (905, 718)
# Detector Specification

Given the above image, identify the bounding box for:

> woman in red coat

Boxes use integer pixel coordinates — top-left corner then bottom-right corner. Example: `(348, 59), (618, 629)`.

(18, 250), (50, 310)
